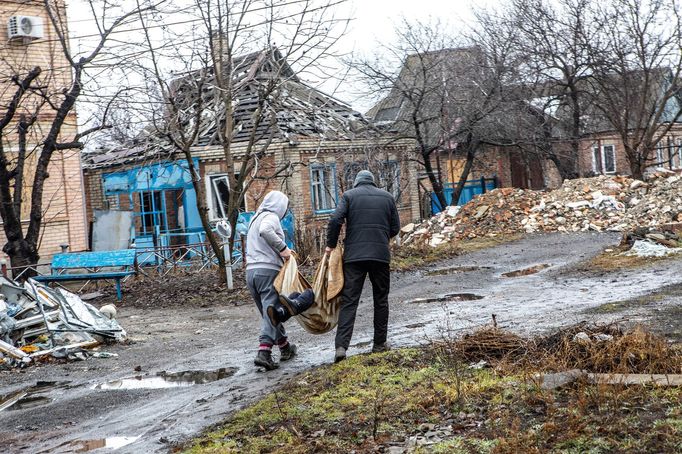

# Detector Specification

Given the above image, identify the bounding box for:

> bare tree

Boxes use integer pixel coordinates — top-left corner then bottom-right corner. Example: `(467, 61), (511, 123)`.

(475, 0), (606, 181)
(588, 0), (682, 179)
(357, 19), (526, 209)
(134, 0), (349, 280)
(0, 0), (160, 275)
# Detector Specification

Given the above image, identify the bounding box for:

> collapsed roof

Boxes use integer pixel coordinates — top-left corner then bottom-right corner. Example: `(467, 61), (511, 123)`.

(83, 48), (369, 169)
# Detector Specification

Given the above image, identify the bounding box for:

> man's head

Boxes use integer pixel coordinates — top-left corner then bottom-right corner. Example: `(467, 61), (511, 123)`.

(353, 170), (376, 188)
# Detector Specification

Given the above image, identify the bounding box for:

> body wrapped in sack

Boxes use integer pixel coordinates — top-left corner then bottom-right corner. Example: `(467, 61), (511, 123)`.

(274, 248), (344, 334)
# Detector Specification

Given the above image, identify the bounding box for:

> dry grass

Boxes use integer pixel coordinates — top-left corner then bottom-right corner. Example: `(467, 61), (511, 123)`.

(186, 324), (682, 454)
(392, 234), (523, 272)
(441, 323), (682, 375)
(584, 246), (671, 271)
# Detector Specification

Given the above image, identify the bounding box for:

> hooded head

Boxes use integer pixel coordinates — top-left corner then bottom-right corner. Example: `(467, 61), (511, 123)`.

(353, 170), (376, 188)
(257, 190), (289, 219)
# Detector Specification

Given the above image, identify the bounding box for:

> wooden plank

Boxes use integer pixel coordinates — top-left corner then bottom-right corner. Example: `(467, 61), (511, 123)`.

(29, 340), (100, 359)
(588, 373), (682, 386)
(0, 339), (29, 359)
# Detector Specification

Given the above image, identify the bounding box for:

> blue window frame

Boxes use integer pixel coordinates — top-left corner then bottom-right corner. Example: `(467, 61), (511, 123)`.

(133, 190), (168, 236)
(310, 163), (337, 213)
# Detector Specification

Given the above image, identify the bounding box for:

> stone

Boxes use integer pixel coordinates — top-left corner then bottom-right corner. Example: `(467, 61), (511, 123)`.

(573, 332), (591, 345)
(401, 223), (415, 235)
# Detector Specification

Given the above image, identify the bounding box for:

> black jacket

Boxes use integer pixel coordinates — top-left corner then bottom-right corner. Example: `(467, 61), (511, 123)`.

(326, 182), (401, 263)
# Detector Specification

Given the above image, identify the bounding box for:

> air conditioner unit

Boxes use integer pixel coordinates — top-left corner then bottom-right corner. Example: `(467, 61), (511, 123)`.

(8, 16), (44, 41)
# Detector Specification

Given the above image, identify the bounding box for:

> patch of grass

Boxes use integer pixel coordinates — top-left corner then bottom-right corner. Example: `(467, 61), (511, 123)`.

(582, 247), (673, 271)
(185, 326), (682, 454)
(587, 293), (665, 314)
(392, 234), (522, 272)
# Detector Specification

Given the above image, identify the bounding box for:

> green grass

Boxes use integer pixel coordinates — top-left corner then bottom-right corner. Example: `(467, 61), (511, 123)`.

(184, 340), (681, 454)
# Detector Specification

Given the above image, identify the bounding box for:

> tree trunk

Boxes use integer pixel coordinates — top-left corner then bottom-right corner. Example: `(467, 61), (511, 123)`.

(423, 151), (447, 211)
(3, 238), (39, 279)
(182, 151), (227, 284)
(451, 146), (476, 208)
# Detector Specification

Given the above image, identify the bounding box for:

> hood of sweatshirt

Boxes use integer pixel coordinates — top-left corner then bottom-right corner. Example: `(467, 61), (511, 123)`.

(257, 190), (289, 219)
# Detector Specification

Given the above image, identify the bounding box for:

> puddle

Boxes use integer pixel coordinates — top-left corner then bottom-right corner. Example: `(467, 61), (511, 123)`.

(502, 264), (551, 277)
(0, 381), (70, 412)
(93, 367), (236, 390)
(406, 293), (484, 304)
(43, 436), (141, 453)
(426, 265), (491, 276)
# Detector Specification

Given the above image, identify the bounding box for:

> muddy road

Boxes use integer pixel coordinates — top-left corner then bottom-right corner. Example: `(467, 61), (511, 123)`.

(1, 232), (681, 453)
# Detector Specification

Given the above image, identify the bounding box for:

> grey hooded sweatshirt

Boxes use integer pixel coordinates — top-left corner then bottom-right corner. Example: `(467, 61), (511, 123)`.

(245, 191), (289, 271)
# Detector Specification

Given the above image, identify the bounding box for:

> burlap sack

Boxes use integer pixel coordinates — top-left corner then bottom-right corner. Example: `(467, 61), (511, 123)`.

(273, 248), (344, 334)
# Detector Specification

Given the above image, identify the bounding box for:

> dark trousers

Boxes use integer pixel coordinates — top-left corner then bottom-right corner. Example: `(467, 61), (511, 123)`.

(335, 260), (390, 349)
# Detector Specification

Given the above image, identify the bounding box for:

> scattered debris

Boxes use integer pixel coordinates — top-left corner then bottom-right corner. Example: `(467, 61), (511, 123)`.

(0, 276), (126, 368)
(537, 369), (585, 390)
(622, 240), (682, 257)
(402, 174), (682, 247)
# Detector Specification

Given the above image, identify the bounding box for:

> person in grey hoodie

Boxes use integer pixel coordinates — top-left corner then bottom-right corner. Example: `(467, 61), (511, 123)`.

(245, 190), (297, 370)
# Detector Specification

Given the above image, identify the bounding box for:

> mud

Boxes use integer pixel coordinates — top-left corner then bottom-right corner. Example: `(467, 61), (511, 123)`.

(406, 293), (484, 304)
(1, 232), (681, 453)
(93, 368), (237, 390)
(425, 265), (491, 276)
(501, 263), (551, 277)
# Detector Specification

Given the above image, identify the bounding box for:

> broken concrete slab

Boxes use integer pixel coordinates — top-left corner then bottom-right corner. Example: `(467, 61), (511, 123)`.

(588, 373), (682, 386)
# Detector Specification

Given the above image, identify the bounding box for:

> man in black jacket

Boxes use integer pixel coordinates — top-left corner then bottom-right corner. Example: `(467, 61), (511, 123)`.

(326, 170), (401, 362)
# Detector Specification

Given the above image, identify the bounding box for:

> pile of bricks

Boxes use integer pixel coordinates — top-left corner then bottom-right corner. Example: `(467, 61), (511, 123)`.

(401, 173), (682, 247)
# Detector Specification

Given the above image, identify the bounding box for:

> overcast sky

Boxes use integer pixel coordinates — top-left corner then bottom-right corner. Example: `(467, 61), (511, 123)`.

(67, 0), (491, 118)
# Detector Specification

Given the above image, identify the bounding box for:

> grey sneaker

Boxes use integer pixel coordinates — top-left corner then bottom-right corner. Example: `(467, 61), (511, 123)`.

(372, 342), (390, 353)
(334, 346), (347, 363)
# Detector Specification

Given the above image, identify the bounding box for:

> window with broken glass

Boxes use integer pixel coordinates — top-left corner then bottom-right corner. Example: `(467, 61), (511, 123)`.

(207, 174), (245, 220)
(208, 174), (230, 220)
(343, 161), (402, 201)
(310, 164), (337, 213)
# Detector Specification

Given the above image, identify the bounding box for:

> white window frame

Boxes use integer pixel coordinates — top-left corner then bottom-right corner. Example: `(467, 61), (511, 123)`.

(310, 163), (337, 213)
(676, 139), (682, 170)
(592, 144), (616, 174)
(206, 174), (230, 220)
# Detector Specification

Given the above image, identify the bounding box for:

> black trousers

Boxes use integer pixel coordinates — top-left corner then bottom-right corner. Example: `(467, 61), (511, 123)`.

(335, 260), (390, 349)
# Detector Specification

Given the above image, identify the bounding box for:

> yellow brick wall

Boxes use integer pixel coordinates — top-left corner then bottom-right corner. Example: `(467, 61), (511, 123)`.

(0, 1), (88, 265)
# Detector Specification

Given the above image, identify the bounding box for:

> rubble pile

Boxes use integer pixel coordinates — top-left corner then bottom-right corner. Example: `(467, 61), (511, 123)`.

(402, 174), (682, 247)
(0, 276), (125, 368)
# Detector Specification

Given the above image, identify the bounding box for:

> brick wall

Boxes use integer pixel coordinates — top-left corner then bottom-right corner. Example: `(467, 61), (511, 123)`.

(0, 1), (88, 265)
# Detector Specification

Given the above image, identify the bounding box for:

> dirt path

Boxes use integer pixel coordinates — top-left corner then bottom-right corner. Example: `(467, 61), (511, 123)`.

(1, 232), (680, 453)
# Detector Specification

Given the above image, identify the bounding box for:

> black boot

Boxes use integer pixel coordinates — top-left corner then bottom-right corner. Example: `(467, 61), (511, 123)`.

(279, 289), (315, 316)
(267, 303), (290, 325)
(254, 350), (279, 370)
(279, 343), (297, 361)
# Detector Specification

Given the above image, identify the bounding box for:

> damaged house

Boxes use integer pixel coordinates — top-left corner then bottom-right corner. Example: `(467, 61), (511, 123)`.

(83, 49), (418, 252)
(366, 47), (553, 214)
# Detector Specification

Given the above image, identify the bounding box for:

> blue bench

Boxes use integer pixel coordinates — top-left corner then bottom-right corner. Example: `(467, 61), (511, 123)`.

(33, 249), (137, 301)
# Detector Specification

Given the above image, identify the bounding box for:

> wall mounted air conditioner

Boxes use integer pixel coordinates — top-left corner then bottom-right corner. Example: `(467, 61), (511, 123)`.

(8, 16), (44, 41)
